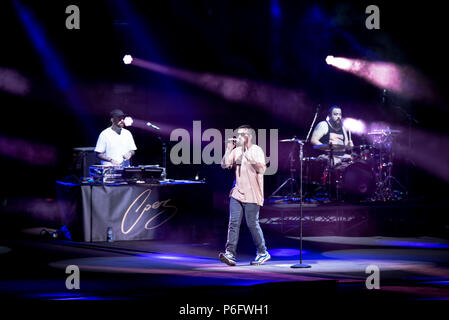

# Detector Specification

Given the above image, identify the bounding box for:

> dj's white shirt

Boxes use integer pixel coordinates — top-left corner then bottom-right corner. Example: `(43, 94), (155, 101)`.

(94, 127), (137, 166)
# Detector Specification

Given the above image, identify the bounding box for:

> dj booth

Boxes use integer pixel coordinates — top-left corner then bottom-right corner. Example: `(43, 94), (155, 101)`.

(56, 180), (213, 242)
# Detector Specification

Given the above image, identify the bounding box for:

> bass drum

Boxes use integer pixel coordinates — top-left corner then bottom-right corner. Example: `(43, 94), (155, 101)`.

(334, 161), (375, 201)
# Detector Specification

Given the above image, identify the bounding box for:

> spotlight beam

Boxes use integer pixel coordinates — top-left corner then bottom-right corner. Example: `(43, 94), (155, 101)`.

(122, 56), (312, 124)
(325, 55), (436, 101)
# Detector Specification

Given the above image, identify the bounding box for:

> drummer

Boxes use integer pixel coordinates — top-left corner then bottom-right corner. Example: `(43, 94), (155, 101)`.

(310, 105), (354, 165)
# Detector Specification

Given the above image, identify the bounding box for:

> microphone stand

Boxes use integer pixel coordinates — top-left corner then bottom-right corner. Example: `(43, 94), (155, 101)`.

(158, 136), (167, 180)
(291, 105), (319, 269)
(393, 105), (416, 197)
(302, 105), (320, 199)
(305, 105), (320, 143)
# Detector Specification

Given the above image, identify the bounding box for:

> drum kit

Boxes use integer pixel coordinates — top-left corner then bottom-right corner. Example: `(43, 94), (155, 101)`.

(272, 128), (406, 203)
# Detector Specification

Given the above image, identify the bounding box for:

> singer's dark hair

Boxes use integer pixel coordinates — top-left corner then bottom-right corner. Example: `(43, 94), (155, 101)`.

(237, 124), (254, 131)
(328, 105), (341, 115)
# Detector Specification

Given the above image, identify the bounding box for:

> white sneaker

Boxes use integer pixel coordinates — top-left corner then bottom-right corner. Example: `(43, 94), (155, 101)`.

(250, 252), (271, 265)
(219, 252), (236, 266)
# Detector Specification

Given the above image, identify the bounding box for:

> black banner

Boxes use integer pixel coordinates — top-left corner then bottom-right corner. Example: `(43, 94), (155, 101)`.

(57, 182), (212, 242)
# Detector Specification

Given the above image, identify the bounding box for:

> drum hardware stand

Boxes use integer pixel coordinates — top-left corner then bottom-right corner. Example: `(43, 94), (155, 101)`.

(374, 161), (408, 201)
(373, 146), (393, 201)
(269, 146), (300, 201)
(394, 105), (417, 197)
(319, 144), (339, 202)
(370, 130), (408, 201)
(270, 105), (320, 202)
(328, 146), (336, 201)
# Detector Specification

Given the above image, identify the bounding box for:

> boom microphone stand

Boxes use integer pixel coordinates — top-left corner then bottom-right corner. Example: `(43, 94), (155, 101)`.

(291, 105), (319, 269)
(290, 139), (311, 268)
(158, 136), (168, 180)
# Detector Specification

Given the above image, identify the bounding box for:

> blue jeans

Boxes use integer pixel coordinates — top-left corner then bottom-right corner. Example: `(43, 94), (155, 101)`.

(225, 197), (267, 257)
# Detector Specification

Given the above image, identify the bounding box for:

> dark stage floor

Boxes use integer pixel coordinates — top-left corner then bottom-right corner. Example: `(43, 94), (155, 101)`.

(1, 227), (449, 312)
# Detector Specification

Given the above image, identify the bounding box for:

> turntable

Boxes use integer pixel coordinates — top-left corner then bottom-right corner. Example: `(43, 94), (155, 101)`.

(88, 165), (165, 184)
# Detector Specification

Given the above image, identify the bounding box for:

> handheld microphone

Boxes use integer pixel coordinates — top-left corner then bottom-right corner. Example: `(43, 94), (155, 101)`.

(146, 122), (160, 130)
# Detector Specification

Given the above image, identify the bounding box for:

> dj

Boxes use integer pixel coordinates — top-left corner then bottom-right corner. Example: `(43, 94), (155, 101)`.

(310, 105), (353, 164)
(95, 109), (137, 166)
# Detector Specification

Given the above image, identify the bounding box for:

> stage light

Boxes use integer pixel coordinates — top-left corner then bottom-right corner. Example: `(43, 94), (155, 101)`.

(343, 118), (367, 134)
(123, 55), (133, 65)
(0, 68), (30, 96)
(14, 1), (71, 91)
(0, 135), (58, 166)
(126, 56), (312, 123)
(325, 55), (358, 71)
(325, 55), (435, 101)
(124, 116), (133, 127)
(271, 0), (282, 19)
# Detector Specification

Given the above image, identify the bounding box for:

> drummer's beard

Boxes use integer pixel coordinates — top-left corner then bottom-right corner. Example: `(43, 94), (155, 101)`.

(330, 118), (342, 129)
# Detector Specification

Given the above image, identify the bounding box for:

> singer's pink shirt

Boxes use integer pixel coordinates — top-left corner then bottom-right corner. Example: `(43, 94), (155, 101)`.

(221, 145), (266, 206)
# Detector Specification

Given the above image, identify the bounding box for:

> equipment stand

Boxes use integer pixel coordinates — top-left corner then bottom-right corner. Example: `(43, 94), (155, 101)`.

(269, 146), (299, 200)
(291, 140), (311, 269)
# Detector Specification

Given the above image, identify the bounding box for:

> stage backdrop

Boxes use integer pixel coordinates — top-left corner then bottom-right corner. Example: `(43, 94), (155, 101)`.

(56, 181), (213, 242)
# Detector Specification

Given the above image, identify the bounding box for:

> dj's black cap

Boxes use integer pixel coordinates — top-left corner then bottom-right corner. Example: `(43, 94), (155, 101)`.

(110, 109), (125, 118)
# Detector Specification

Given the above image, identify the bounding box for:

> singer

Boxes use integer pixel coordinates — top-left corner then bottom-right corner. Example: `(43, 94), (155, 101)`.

(219, 125), (270, 266)
(94, 109), (137, 166)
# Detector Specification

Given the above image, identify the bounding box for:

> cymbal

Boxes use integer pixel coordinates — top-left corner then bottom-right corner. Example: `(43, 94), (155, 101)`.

(313, 144), (346, 151)
(368, 129), (401, 135)
(279, 138), (305, 143)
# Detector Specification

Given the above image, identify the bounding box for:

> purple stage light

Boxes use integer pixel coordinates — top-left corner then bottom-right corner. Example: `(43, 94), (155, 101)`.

(152, 254), (184, 261)
(123, 54), (133, 65)
(269, 248), (305, 257)
(326, 56), (436, 101)
(0, 68), (30, 95)
(393, 126), (449, 183)
(343, 118), (367, 135)
(126, 56), (312, 122)
(0, 135), (58, 166)
(326, 55), (361, 71)
(365, 62), (401, 92)
(375, 240), (449, 249)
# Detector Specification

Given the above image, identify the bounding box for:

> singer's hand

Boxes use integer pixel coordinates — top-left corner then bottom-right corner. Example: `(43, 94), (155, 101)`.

(226, 141), (236, 152)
